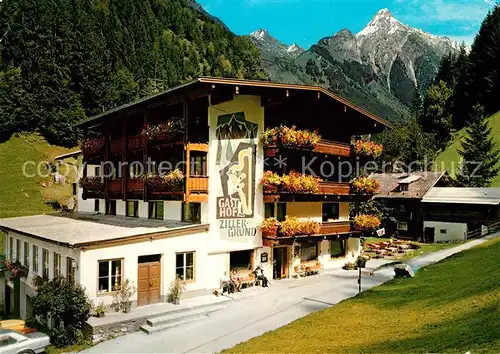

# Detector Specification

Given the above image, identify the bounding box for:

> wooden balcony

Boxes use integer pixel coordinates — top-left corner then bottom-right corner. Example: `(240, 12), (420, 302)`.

(185, 176), (209, 203)
(107, 179), (123, 198)
(264, 139), (352, 158)
(110, 139), (122, 154)
(127, 135), (144, 150)
(263, 181), (351, 202)
(319, 181), (350, 195)
(83, 188), (104, 199)
(319, 220), (351, 235)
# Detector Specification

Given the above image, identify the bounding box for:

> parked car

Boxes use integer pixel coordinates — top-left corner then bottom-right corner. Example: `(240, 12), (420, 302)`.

(0, 329), (50, 354)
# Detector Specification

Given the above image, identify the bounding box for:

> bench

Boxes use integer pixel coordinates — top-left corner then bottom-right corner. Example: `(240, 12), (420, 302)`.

(238, 272), (256, 288)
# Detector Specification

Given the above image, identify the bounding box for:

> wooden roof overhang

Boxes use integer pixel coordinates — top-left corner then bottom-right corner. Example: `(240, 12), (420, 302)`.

(75, 77), (392, 134)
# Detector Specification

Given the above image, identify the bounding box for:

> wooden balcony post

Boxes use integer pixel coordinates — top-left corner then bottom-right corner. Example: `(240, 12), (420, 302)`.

(82, 158), (87, 200)
(122, 119), (127, 201)
(143, 111), (148, 202)
(183, 100), (189, 198)
(104, 130), (110, 200)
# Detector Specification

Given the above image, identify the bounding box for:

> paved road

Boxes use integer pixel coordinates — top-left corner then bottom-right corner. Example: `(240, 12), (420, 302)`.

(85, 233), (498, 353)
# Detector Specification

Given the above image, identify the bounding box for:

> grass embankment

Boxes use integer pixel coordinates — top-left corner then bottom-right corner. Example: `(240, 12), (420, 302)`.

(0, 133), (77, 219)
(436, 111), (500, 186)
(228, 237), (500, 353)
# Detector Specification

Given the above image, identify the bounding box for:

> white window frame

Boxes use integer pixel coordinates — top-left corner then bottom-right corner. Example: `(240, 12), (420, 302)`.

(397, 221), (408, 231)
(32, 245), (39, 275)
(53, 253), (61, 277)
(175, 252), (195, 281)
(97, 259), (123, 294)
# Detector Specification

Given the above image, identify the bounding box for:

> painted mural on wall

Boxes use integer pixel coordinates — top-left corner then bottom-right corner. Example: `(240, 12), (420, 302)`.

(215, 112), (258, 239)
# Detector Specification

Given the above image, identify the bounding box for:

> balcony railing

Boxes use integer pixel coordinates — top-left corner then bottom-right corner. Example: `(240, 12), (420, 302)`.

(264, 139), (352, 158)
(319, 220), (351, 235)
(110, 139), (122, 154)
(127, 135), (144, 150)
(127, 178), (144, 192)
(108, 179), (123, 193)
(318, 181), (350, 195)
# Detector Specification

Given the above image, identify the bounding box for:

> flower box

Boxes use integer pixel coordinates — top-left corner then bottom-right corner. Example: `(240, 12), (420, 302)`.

(353, 214), (381, 231)
(260, 171), (321, 194)
(350, 176), (380, 194)
(262, 126), (321, 150)
(81, 136), (105, 155)
(142, 169), (184, 190)
(140, 119), (185, 142)
(78, 176), (104, 191)
(5, 261), (29, 279)
(260, 217), (279, 237)
(354, 140), (383, 158)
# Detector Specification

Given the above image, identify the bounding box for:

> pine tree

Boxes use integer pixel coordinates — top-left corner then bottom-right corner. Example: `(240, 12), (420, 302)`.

(467, 5), (500, 116)
(410, 83), (423, 119)
(456, 105), (500, 187)
(451, 44), (470, 129)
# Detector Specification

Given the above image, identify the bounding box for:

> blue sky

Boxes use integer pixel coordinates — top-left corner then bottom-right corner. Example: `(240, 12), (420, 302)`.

(199, 0), (496, 48)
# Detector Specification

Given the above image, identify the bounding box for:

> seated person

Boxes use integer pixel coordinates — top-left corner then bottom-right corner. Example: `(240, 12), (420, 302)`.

(253, 266), (269, 287)
(220, 271), (234, 294)
(230, 269), (242, 292)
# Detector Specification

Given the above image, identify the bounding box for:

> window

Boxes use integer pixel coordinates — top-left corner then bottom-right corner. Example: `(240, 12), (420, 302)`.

(330, 240), (346, 258)
(72, 183), (77, 196)
(149, 201), (164, 220)
(9, 237), (13, 261)
(176, 252), (194, 281)
(126, 201), (139, 218)
(399, 183), (409, 192)
(440, 229), (447, 234)
(16, 239), (21, 262)
(53, 253), (61, 277)
(94, 199), (100, 212)
(190, 152), (207, 176)
(182, 203), (201, 223)
(277, 203), (287, 222)
(322, 203), (340, 222)
(129, 163), (141, 178)
(105, 200), (116, 215)
(98, 259), (123, 293)
(397, 221), (408, 231)
(400, 204), (406, 213)
(95, 166), (101, 176)
(67, 257), (76, 283)
(300, 243), (318, 262)
(42, 249), (49, 279)
(264, 203), (275, 219)
(23, 242), (29, 267)
(32, 245), (39, 274)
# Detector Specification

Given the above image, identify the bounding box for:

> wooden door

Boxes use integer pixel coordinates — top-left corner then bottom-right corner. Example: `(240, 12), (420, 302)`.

(137, 262), (161, 306)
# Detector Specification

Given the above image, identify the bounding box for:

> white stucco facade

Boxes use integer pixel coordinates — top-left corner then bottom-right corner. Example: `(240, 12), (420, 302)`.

(423, 221), (468, 242)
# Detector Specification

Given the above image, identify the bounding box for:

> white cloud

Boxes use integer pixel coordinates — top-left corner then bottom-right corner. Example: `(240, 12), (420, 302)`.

(394, 0), (492, 23)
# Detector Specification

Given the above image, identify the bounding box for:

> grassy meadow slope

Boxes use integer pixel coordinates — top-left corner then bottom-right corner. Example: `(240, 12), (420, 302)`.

(436, 111), (500, 186)
(227, 237), (500, 353)
(0, 133), (77, 219)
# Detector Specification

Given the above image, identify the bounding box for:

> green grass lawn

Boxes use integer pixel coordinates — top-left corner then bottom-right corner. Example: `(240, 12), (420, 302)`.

(0, 133), (77, 219)
(436, 111), (500, 186)
(227, 237), (500, 353)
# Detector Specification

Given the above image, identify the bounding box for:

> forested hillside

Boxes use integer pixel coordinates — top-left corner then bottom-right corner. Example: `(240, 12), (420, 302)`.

(0, 0), (266, 147)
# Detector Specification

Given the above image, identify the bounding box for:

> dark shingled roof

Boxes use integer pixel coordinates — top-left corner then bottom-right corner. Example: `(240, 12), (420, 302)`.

(371, 171), (446, 199)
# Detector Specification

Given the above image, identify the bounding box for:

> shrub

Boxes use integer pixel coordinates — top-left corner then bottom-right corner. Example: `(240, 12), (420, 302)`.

(350, 176), (380, 194)
(167, 277), (186, 303)
(260, 171), (282, 193)
(261, 127), (278, 147)
(32, 276), (93, 348)
(78, 176), (103, 191)
(111, 279), (136, 313)
(354, 140), (383, 158)
(343, 262), (357, 270)
(354, 214), (381, 231)
(140, 119), (185, 141)
(94, 302), (106, 318)
(261, 217), (279, 237)
(80, 136), (105, 155)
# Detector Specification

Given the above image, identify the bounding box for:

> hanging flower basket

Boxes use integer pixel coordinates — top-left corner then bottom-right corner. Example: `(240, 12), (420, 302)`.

(6, 261), (29, 279)
(353, 214), (381, 231)
(142, 169), (184, 190)
(354, 140), (383, 158)
(140, 119), (185, 142)
(81, 136), (106, 155)
(78, 176), (104, 191)
(260, 171), (282, 193)
(350, 176), (380, 194)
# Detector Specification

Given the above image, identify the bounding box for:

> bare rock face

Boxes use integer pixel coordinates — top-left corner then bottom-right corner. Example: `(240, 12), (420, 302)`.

(250, 8), (458, 122)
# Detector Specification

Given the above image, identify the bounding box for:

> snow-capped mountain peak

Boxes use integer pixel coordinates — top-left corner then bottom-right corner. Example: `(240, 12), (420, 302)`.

(287, 43), (302, 53)
(250, 29), (269, 41)
(357, 8), (405, 37)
